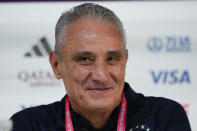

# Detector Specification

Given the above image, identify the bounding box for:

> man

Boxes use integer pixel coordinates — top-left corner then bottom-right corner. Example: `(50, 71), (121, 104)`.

(11, 3), (191, 131)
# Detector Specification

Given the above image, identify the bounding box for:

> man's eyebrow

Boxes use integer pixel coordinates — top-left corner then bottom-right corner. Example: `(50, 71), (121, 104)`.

(72, 50), (124, 60)
(106, 50), (124, 57)
(72, 51), (94, 59)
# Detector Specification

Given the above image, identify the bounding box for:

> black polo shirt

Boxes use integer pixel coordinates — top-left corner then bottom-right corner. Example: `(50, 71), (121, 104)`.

(11, 82), (191, 131)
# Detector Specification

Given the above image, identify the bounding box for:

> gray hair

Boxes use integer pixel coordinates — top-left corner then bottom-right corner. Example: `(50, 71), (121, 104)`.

(55, 3), (126, 58)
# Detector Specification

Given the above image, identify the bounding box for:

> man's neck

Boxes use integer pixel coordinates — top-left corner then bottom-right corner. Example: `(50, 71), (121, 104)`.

(83, 110), (113, 130)
(70, 102), (120, 130)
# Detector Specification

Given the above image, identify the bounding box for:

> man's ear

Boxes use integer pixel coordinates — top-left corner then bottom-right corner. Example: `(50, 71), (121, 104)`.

(49, 51), (62, 79)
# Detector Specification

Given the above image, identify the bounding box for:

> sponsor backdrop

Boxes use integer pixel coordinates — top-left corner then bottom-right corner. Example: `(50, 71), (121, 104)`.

(0, 1), (196, 130)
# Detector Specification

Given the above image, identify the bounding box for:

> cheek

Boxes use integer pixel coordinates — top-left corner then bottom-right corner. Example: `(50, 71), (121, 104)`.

(108, 64), (126, 83)
(61, 64), (91, 101)
(64, 64), (91, 85)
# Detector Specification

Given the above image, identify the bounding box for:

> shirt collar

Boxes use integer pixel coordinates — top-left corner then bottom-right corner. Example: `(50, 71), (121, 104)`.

(60, 82), (142, 130)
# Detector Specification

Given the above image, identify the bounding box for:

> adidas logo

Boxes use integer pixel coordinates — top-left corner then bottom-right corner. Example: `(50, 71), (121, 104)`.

(24, 37), (52, 57)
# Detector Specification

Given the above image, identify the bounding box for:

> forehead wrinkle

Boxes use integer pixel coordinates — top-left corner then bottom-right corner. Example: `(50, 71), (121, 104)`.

(76, 30), (122, 48)
(63, 18), (125, 57)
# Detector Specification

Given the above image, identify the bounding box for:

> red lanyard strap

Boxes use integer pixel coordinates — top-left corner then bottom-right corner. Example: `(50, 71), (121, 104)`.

(65, 96), (74, 131)
(117, 93), (127, 131)
(65, 93), (127, 131)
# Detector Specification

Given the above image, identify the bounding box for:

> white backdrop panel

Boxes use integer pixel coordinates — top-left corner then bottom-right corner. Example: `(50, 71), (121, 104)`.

(0, 1), (196, 130)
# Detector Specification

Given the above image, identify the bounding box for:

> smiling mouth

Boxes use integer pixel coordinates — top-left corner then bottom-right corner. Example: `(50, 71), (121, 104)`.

(86, 87), (113, 95)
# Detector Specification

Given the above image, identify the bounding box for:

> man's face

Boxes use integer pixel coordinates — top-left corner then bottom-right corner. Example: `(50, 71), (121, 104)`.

(52, 18), (128, 113)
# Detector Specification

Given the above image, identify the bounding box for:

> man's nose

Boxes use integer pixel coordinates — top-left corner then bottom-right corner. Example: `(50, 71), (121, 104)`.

(91, 62), (109, 83)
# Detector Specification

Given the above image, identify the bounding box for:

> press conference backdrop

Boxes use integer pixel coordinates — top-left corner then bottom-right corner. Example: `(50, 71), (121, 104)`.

(0, 1), (196, 130)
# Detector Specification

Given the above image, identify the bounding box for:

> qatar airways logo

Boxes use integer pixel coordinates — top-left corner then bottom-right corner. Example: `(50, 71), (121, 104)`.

(150, 70), (191, 85)
(147, 36), (191, 53)
(18, 70), (61, 87)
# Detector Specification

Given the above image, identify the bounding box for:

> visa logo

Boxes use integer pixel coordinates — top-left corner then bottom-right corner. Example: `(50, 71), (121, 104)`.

(150, 70), (191, 84)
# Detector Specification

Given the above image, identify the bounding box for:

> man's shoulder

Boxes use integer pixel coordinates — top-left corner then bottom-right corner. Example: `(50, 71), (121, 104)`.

(10, 99), (65, 130)
(142, 95), (186, 118)
(146, 96), (191, 129)
(144, 95), (182, 110)
(11, 102), (57, 120)
(125, 83), (184, 115)
(126, 86), (191, 130)
(143, 96), (185, 120)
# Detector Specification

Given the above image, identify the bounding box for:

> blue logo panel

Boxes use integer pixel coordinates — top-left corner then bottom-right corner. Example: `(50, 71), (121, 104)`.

(147, 36), (191, 53)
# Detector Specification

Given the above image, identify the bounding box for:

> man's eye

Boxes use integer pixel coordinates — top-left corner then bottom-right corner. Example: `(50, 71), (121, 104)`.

(77, 57), (93, 64)
(79, 57), (89, 61)
(106, 56), (120, 65)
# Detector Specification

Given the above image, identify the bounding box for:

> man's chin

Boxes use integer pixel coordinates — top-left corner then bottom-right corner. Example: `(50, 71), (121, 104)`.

(88, 105), (113, 113)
